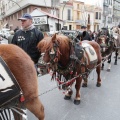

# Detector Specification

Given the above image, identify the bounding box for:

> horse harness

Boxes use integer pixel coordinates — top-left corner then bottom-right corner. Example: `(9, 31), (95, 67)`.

(0, 56), (26, 119)
(42, 39), (95, 90)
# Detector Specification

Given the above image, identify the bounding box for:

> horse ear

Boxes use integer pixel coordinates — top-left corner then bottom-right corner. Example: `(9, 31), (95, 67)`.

(44, 32), (48, 37)
(51, 33), (57, 42)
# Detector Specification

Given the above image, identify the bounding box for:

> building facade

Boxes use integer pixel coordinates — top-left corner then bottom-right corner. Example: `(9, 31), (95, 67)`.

(0, 0), (60, 30)
(103, 0), (113, 28)
(73, 0), (85, 30)
(94, 6), (103, 31)
(113, 0), (120, 26)
(59, 1), (73, 30)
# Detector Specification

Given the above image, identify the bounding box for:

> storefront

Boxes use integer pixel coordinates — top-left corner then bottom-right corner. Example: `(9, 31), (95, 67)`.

(31, 9), (63, 33)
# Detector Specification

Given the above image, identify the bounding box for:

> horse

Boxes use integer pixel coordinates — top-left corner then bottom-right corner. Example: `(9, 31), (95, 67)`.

(0, 44), (44, 120)
(111, 26), (120, 59)
(96, 34), (115, 71)
(37, 33), (102, 105)
(96, 26), (120, 71)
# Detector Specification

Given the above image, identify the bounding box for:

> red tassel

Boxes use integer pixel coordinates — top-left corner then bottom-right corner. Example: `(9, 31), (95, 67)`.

(79, 41), (82, 45)
(70, 71), (73, 74)
(20, 95), (25, 102)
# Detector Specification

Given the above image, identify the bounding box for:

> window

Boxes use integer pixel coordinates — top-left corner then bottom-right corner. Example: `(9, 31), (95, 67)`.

(95, 12), (98, 19)
(69, 25), (72, 30)
(108, 17), (112, 23)
(56, 23), (61, 31)
(104, 0), (108, 4)
(99, 12), (101, 19)
(111, 0), (112, 5)
(88, 14), (90, 24)
(63, 26), (67, 30)
(77, 4), (79, 9)
(67, 9), (71, 20)
(97, 25), (99, 31)
(77, 12), (80, 19)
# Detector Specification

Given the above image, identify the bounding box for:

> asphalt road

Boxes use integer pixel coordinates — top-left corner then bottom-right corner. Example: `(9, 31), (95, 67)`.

(1, 38), (120, 120)
(27, 56), (120, 120)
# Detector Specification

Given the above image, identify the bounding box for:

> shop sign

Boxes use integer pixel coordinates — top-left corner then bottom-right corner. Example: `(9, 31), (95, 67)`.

(33, 16), (47, 25)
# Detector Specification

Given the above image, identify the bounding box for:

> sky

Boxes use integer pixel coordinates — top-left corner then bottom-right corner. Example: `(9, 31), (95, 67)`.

(76, 0), (103, 6)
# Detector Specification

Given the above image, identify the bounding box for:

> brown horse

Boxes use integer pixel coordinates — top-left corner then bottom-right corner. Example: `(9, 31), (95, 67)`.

(0, 44), (44, 120)
(96, 31), (118, 71)
(112, 26), (120, 58)
(37, 34), (102, 105)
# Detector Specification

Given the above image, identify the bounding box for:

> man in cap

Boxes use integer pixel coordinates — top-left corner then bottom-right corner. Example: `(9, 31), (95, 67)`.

(11, 13), (43, 64)
(80, 25), (92, 41)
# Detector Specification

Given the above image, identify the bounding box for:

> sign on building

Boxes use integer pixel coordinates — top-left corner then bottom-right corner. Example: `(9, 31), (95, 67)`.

(32, 16), (47, 25)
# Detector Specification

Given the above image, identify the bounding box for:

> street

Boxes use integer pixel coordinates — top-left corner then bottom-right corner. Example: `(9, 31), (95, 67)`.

(27, 56), (120, 120)
(1, 38), (120, 120)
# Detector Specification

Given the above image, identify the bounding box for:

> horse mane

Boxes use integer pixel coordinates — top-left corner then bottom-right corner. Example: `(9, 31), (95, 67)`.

(37, 34), (70, 53)
(54, 34), (70, 53)
(37, 36), (51, 52)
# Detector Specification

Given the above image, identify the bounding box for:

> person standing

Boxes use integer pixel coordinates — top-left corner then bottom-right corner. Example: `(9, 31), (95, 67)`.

(8, 30), (14, 44)
(11, 13), (43, 64)
(81, 26), (92, 41)
(14, 26), (19, 33)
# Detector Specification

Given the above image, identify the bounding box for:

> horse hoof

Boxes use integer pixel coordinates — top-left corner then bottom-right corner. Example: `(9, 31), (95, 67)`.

(107, 69), (110, 72)
(64, 95), (71, 100)
(74, 99), (80, 105)
(114, 62), (117, 65)
(82, 83), (87, 87)
(96, 82), (101, 87)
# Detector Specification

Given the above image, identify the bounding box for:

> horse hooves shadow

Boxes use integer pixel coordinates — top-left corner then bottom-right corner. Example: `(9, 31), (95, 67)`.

(96, 82), (101, 87)
(64, 95), (71, 100)
(82, 83), (87, 87)
(114, 62), (117, 65)
(74, 99), (80, 105)
(118, 57), (120, 59)
(107, 69), (110, 72)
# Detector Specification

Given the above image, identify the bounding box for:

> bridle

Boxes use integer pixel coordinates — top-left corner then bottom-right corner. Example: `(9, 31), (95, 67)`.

(40, 38), (79, 90)
(49, 41), (61, 64)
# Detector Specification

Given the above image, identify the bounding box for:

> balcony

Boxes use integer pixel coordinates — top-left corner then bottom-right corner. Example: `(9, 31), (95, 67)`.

(115, 0), (120, 3)
(113, 5), (120, 11)
(113, 14), (120, 18)
(103, 2), (109, 7)
(103, 11), (109, 16)
(107, 21), (112, 24)
(75, 19), (85, 25)
(94, 19), (101, 23)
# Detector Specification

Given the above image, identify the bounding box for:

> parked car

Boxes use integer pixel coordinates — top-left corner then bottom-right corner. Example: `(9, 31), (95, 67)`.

(1, 28), (11, 39)
(60, 30), (76, 36)
(0, 31), (3, 37)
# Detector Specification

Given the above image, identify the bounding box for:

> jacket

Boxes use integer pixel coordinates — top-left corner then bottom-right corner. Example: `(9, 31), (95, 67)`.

(82, 31), (92, 41)
(12, 28), (43, 63)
